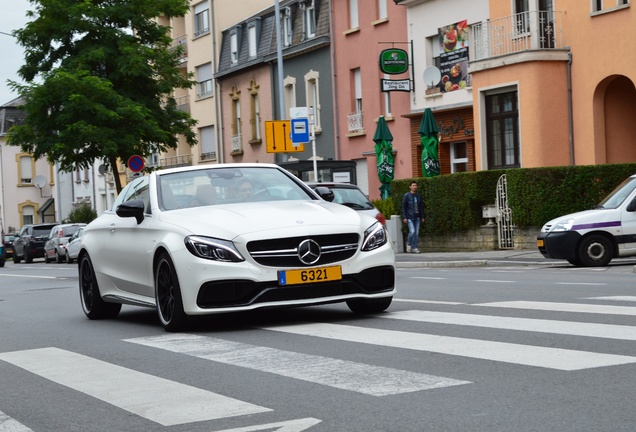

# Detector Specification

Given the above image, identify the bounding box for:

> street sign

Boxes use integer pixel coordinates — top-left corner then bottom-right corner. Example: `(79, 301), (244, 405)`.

(381, 78), (412, 92)
(127, 155), (145, 172)
(265, 120), (304, 153)
(290, 118), (309, 144)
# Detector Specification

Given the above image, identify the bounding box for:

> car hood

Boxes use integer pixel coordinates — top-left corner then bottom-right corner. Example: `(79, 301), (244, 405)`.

(545, 208), (618, 227)
(158, 200), (374, 240)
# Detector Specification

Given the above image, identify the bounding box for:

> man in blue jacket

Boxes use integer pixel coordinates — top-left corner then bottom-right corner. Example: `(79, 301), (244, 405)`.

(401, 181), (425, 253)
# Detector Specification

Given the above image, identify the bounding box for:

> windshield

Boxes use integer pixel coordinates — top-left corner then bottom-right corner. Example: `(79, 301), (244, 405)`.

(158, 166), (315, 211)
(330, 187), (375, 210)
(597, 177), (636, 209)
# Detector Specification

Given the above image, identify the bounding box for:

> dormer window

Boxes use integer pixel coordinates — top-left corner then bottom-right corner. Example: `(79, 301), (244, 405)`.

(282, 7), (293, 46)
(300, 0), (316, 39)
(247, 18), (261, 59)
(230, 31), (238, 64)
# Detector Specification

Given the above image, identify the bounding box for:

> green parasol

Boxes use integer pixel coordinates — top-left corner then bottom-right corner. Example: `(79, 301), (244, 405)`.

(373, 116), (395, 199)
(419, 108), (440, 177)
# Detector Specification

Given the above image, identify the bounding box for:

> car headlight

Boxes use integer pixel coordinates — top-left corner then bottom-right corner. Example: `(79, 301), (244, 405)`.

(185, 235), (245, 262)
(549, 218), (575, 232)
(361, 221), (387, 251)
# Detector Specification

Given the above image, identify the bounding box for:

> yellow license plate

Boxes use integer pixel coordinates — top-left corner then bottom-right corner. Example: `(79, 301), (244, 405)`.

(537, 239), (544, 247)
(278, 266), (342, 286)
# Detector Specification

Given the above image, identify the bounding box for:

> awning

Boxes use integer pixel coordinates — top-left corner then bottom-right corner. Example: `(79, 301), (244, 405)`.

(38, 198), (54, 215)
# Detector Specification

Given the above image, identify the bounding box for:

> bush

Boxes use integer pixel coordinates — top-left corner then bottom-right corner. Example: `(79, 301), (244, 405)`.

(389, 163), (636, 234)
(371, 198), (396, 221)
(63, 204), (98, 224)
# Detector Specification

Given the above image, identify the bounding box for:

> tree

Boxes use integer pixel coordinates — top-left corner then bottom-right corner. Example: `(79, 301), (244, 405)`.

(63, 203), (98, 224)
(7, 0), (198, 193)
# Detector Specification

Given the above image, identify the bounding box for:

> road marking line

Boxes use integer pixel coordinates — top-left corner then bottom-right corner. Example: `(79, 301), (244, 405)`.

(585, 296), (636, 302)
(411, 276), (446, 280)
(476, 301), (636, 316)
(258, 323), (636, 371)
(474, 280), (516, 283)
(394, 298), (464, 305)
(210, 418), (322, 432)
(0, 347), (270, 426)
(0, 410), (33, 432)
(555, 282), (606, 286)
(126, 334), (470, 396)
(381, 310), (636, 341)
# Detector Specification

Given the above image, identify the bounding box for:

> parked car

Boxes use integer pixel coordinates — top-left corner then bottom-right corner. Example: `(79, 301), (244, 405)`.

(4, 233), (17, 259)
(307, 182), (386, 225)
(44, 223), (86, 263)
(64, 227), (84, 264)
(12, 223), (57, 263)
(0, 219), (5, 267)
(78, 163), (395, 331)
(538, 173), (636, 266)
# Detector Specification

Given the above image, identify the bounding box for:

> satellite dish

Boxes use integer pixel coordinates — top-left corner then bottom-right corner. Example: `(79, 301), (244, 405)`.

(423, 66), (442, 87)
(33, 175), (47, 189)
(98, 164), (108, 175)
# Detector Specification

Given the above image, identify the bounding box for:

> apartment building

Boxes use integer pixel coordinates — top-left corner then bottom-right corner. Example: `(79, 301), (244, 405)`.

(397, 0), (635, 174)
(155, 0), (272, 170)
(332, 0), (410, 198)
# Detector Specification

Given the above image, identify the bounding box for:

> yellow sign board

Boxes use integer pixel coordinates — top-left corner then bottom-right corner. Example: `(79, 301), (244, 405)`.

(265, 120), (305, 153)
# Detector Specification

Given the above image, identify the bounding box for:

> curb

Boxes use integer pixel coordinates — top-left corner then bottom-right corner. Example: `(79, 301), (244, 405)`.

(395, 259), (561, 269)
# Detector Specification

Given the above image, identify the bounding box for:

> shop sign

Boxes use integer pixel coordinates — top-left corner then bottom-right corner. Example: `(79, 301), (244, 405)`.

(379, 48), (409, 75)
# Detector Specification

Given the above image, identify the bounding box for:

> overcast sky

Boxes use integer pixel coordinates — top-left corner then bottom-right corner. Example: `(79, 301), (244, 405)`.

(0, 0), (31, 105)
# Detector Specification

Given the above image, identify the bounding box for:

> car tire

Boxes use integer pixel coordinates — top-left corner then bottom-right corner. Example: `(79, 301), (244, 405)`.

(346, 296), (393, 314)
(577, 234), (613, 267)
(155, 252), (188, 332)
(45, 253), (51, 263)
(56, 251), (63, 264)
(13, 251), (21, 264)
(567, 257), (582, 266)
(66, 253), (73, 264)
(25, 250), (33, 264)
(79, 254), (122, 319)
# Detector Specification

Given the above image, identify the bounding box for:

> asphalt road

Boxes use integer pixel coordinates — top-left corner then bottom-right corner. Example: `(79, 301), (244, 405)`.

(1, 260), (635, 431)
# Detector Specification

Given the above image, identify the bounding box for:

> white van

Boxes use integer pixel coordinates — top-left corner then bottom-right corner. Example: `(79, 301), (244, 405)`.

(537, 174), (636, 266)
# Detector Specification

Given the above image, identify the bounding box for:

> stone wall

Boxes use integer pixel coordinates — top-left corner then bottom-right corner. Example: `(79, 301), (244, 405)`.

(417, 225), (540, 252)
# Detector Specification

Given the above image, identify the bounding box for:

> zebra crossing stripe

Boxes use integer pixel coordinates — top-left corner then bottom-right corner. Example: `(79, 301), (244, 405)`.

(0, 347), (270, 426)
(380, 310), (636, 340)
(0, 410), (33, 432)
(257, 322), (636, 371)
(125, 334), (470, 396)
(476, 301), (636, 316)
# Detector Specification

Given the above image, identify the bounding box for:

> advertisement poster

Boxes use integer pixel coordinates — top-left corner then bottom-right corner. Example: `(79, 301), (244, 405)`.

(438, 20), (469, 93)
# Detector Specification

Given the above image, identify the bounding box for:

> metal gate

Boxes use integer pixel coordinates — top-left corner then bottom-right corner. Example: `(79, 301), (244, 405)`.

(496, 174), (514, 249)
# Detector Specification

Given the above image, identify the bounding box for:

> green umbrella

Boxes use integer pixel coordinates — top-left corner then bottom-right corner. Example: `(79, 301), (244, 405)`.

(419, 108), (440, 177)
(373, 116), (395, 199)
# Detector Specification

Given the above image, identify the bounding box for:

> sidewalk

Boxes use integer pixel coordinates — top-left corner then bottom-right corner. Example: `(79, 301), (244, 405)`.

(395, 248), (562, 268)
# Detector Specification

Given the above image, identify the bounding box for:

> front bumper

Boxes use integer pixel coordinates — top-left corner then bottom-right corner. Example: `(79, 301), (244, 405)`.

(537, 230), (581, 260)
(173, 243), (396, 316)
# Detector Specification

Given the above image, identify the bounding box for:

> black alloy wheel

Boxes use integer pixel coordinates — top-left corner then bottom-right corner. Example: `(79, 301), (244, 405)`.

(155, 252), (188, 332)
(79, 254), (122, 319)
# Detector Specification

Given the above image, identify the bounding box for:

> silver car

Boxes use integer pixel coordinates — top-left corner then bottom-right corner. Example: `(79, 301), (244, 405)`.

(307, 182), (386, 225)
(44, 223), (86, 263)
(64, 227), (85, 264)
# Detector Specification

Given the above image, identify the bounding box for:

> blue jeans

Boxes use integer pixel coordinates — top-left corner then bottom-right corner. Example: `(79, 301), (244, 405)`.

(406, 219), (420, 248)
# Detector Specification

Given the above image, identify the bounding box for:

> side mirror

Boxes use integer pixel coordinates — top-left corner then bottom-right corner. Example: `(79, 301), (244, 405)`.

(116, 199), (145, 224)
(314, 186), (335, 202)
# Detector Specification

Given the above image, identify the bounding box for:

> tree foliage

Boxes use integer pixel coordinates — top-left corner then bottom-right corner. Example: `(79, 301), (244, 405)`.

(7, 0), (198, 192)
(63, 203), (98, 224)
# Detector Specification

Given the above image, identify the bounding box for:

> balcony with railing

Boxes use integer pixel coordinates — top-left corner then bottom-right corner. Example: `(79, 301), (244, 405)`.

(172, 35), (188, 67)
(175, 95), (190, 113)
(160, 154), (192, 168)
(471, 11), (565, 62)
(347, 111), (364, 135)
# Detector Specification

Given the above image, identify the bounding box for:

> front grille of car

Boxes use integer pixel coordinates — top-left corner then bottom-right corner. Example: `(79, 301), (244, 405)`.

(247, 233), (359, 267)
(196, 265), (395, 309)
